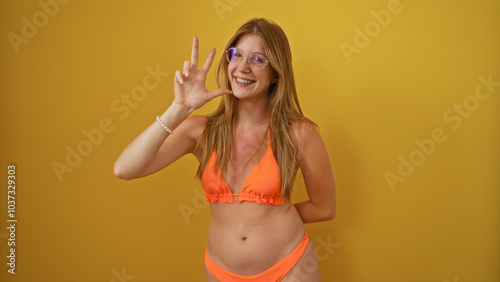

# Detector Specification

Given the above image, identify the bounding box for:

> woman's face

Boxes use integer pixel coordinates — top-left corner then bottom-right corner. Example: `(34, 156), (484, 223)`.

(228, 34), (276, 101)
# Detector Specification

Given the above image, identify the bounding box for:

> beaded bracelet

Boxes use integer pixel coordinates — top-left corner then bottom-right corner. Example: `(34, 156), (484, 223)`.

(156, 116), (174, 134)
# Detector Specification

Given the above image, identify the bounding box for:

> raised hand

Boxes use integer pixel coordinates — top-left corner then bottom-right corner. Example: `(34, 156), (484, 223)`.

(173, 35), (232, 111)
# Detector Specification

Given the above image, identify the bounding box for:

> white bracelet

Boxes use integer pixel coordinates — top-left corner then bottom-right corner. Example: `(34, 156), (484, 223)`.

(156, 116), (174, 134)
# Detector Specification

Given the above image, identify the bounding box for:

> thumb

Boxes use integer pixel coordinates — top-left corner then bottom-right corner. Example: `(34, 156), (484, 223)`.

(207, 89), (232, 100)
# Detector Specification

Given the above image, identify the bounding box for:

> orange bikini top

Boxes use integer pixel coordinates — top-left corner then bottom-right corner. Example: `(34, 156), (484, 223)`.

(200, 130), (285, 205)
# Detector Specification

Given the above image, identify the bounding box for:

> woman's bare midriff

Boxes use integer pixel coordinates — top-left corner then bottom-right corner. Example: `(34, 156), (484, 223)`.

(206, 199), (305, 276)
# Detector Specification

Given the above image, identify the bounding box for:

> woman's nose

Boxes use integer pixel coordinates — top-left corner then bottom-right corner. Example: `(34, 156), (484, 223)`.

(236, 56), (251, 72)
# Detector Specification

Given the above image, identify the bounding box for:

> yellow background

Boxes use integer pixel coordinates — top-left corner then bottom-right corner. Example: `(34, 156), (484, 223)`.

(1, 0), (499, 281)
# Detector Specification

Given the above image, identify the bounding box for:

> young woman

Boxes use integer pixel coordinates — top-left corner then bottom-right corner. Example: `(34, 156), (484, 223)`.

(114, 18), (336, 281)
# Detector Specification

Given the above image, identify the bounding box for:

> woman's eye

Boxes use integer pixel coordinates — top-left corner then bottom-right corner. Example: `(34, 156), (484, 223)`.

(252, 56), (264, 64)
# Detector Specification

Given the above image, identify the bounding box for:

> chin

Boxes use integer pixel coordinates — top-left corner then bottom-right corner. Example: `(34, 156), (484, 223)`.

(228, 84), (247, 99)
(231, 89), (248, 99)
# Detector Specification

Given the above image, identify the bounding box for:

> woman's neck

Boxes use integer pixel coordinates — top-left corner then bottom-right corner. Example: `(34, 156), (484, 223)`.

(234, 96), (269, 133)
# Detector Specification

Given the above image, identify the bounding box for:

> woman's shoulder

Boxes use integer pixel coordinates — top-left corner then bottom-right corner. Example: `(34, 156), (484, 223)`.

(289, 119), (326, 164)
(185, 114), (208, 126)
(180, 115), (208, 141)
(290, 118), (319, 145)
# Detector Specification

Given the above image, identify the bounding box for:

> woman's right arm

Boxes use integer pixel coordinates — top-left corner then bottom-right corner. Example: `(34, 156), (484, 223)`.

(113, 35), (231, 180)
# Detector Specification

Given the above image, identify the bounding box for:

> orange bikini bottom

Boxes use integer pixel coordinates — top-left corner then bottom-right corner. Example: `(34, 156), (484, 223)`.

(205, 232), (309, 282)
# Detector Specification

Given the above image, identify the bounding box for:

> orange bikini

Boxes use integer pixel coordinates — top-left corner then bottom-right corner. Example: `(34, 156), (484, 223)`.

(204, 232), (310, 282)
(201, 129), (285, 205)
(201, 130), (309, 281)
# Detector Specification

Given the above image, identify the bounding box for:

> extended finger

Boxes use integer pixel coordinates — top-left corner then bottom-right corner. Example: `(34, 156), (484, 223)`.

(183, 61), (190, 77)
(191, 35), (199, 68)
(207, 88), (232, 101)
(175, 70), (184, 84)
(202, 47), (216, 72)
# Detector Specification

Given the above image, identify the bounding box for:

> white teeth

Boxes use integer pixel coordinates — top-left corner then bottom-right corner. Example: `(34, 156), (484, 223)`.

(236, 78), (254, 84)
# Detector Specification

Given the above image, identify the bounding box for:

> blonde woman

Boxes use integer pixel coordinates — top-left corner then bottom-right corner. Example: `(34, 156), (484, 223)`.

(114, 18), (336, 281)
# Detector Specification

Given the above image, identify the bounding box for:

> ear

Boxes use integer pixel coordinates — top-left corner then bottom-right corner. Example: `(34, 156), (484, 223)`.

(272, 74), (278, 84)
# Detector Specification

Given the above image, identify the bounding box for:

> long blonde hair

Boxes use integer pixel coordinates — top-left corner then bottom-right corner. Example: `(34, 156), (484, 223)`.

(195, 18), (315, 201)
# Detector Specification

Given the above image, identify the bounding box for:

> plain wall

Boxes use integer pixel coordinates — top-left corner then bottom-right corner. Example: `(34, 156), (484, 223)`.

(0, 0), (499, 281)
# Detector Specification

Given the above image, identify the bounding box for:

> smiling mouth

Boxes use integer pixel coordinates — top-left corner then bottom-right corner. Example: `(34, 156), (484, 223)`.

(235, 77), (255, 84)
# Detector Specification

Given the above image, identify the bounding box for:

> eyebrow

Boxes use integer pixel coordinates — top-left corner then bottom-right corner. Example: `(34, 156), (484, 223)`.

(233, 47), (266, 56)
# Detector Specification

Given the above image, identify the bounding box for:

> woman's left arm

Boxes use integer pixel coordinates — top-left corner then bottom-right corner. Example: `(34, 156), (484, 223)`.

(294, 122), (336, 223)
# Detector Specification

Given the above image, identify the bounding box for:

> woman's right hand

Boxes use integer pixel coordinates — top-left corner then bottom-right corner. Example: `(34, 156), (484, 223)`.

(173, 35), (232, 111)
